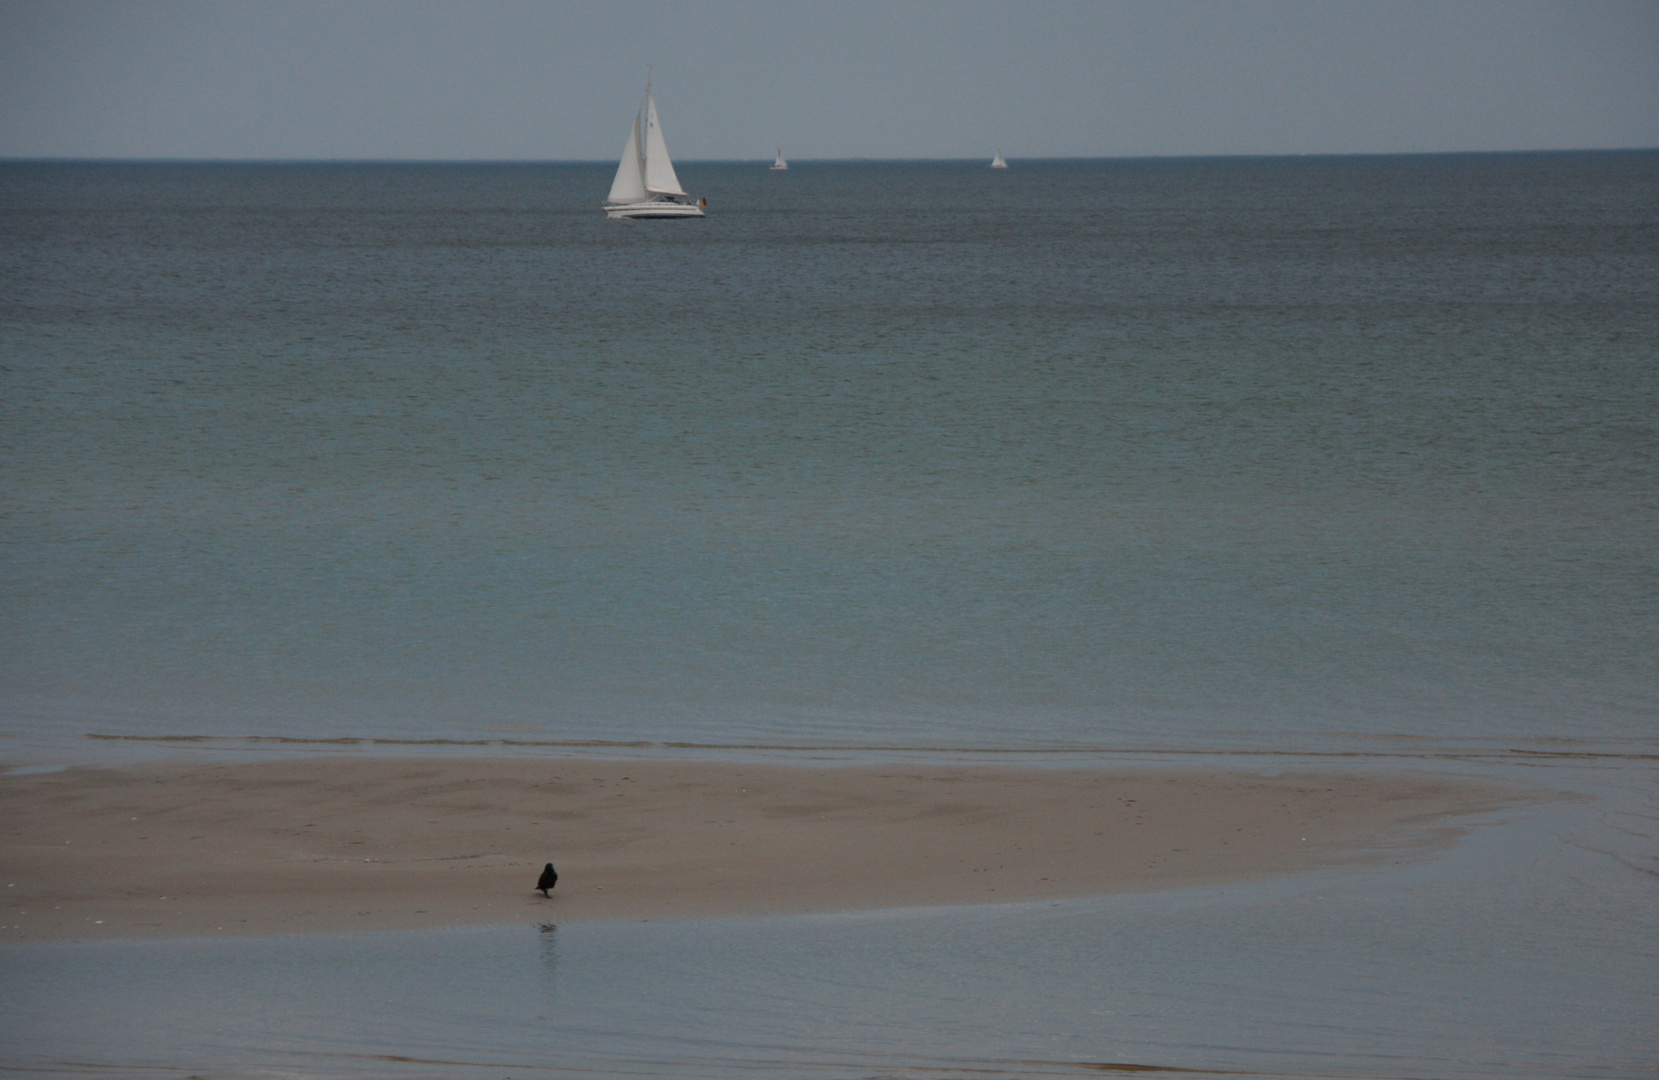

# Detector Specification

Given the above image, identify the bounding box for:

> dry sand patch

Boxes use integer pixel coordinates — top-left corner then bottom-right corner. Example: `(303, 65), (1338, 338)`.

(0, 758), (1528, 941)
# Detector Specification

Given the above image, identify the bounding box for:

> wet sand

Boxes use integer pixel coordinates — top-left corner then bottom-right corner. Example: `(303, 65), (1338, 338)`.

(0, 758), (1526, 941)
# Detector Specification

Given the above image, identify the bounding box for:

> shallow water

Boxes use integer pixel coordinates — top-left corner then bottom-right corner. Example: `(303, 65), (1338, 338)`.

(2, 154), (1656, 1075)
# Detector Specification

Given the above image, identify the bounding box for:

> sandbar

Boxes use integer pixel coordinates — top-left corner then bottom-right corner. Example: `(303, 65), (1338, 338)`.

(0, 757), (1526, 942)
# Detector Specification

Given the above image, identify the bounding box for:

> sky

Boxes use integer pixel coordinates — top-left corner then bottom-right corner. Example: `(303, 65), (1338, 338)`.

(1, 0), (1656, 160)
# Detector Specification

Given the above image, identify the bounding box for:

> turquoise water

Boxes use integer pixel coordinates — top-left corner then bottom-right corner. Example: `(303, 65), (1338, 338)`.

(2, 155), (1656, 1076)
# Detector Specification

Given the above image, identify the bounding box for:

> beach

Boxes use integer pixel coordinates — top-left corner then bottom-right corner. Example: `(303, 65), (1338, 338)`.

(1, 758), (1525, 941)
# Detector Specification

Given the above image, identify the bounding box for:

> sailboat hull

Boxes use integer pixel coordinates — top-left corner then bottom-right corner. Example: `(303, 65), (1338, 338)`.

(604, 200), (706, 219)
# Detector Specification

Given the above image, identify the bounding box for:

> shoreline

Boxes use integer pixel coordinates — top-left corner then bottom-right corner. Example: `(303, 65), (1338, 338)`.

(1, 757), (1530, 943)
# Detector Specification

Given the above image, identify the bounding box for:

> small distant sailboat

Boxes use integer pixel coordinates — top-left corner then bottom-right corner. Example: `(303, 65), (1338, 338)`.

(771, 148), (788, 171)
(604, 75), (705, 219)
(990, 150), (1008, 169)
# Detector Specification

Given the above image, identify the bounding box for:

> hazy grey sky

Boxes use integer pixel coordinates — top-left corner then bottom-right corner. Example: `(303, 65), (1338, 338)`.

(2, 0), (1656, 160)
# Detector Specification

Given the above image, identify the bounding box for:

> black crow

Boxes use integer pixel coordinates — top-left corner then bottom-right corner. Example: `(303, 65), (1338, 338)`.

(536, 862), (558, 897)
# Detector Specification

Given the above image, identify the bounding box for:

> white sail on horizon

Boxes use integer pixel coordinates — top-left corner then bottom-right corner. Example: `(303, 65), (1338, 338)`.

(602, 74), (703, 219)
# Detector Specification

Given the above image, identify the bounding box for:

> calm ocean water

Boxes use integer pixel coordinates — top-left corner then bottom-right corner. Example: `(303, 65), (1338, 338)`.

(2, 155), (1657, 1077)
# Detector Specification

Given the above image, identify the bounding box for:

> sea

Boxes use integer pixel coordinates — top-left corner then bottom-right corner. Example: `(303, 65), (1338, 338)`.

(1, 153), (1656, 1078)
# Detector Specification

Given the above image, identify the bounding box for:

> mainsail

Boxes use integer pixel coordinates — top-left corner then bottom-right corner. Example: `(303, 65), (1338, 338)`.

(642, 85), (687, 196)
(607, 114), (647, 204)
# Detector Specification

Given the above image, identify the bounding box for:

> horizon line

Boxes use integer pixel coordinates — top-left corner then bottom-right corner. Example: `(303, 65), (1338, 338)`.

(3, 146), (1656, 167)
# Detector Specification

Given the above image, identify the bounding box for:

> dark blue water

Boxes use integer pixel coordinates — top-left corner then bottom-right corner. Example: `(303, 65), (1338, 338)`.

(2, 155), (1657, 1076)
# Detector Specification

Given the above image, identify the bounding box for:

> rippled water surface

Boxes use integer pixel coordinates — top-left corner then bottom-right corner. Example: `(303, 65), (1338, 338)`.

(4, 154), (1656, 753)
(2, 154), (1656, 1076)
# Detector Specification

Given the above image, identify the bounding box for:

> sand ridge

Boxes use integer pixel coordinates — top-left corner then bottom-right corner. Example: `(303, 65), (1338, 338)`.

(0, 757), (1526, 941)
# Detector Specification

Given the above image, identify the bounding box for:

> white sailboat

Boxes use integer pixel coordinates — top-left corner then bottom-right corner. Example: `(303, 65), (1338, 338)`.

(990, 150), (1008, 169)
(770, 147), (788, 171)
(604, 76), (704, 219)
